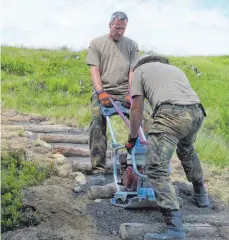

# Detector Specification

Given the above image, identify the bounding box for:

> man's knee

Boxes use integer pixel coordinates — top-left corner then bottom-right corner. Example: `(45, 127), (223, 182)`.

(146, 164), (170, 179)
(176, 145), (195, 160)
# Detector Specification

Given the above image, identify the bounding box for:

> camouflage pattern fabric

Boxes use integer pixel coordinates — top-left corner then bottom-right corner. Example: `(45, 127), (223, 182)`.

(89, 93), (130, 173)
(145, 104), (205, 210)
(89, 94), (108, 174)
(89, 93), (150, 173)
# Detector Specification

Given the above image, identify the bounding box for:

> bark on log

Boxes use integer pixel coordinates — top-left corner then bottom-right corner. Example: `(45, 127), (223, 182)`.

(52, 145), (112, 158)
(52, 145), (90, 157)
(24, 125), (82, 134)
(119, 223), (218, 240)
(39, 133), (88, 144)
(71, 162), (93, 174)
(89, 182), (126, 200)
(69, 157), (118, 175)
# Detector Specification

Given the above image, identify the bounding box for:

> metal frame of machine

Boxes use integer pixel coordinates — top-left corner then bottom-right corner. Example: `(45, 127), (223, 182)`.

(100, 101), (157, 209)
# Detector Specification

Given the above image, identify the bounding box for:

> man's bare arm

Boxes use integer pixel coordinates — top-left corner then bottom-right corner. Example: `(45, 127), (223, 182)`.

(128, 68), (134, 87)
(90, 65), (102, 91)
(130, 95), (144, 138)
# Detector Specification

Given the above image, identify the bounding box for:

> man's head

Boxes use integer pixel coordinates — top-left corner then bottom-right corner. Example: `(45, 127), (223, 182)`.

(109, 11), (128, 41)
(133, 51), (170, 71)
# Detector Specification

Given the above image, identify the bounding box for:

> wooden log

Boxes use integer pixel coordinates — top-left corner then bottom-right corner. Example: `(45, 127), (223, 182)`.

(69, 157), (119, 175)
(52, 145), (112, 158)
(24, 124), (82, 134)
(39, 133), (88, 144)
(89, 182), (126, 200)
(119, 223), (218, 240)
(71, 161), (92, 174)
(52, 145), (90, 157)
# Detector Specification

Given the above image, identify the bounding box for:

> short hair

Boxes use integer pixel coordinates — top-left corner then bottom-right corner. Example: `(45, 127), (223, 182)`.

(110, 11), (128, 23)
(133, 52), (170, 71)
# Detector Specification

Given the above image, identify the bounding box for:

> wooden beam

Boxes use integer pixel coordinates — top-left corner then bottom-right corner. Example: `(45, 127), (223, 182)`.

(24, 124), (82, 134)
(89, 182), (126, 200)
(39, 133), (88, 144)
(52, 145), (90, 157)
(119, 223), (218, 240)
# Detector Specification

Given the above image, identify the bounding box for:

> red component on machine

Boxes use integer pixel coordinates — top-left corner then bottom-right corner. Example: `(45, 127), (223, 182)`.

(122, 166), (143, 191)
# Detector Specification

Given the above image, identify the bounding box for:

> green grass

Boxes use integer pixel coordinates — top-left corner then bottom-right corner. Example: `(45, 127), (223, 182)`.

(1, 46), (92, 125)
(1, 46), (229, 167)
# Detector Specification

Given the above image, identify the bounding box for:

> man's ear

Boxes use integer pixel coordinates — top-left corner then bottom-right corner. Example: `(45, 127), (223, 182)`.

(109, 22), (112, 28)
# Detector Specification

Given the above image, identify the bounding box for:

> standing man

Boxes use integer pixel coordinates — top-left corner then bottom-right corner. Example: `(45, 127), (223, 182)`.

(86, 11), (139, 186)
(125, 53), (209, 240)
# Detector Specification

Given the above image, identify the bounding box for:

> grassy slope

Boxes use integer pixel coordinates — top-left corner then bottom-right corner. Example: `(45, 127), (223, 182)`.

(1, 46), (229, 167)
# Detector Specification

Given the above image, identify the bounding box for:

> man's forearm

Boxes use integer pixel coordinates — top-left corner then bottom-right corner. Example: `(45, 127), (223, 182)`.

(90, 66), (102, 91)
(130, 108), (143, 138)
(128, 69), (134, 88)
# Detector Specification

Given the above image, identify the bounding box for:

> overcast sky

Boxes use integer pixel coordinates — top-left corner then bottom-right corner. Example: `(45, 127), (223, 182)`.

(1, 0), (229, 55)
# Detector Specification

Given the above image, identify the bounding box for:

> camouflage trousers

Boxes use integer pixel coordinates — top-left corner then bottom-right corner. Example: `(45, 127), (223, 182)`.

(89, 93), (130, 173)
(89, 93), (152, 173)
(145, 103), (205, 210)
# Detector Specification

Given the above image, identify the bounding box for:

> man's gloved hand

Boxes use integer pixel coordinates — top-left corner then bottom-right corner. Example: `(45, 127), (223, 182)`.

(122, 94), (131, 109)
(96, 90), (112, 107)
(125, 134), (138, 154)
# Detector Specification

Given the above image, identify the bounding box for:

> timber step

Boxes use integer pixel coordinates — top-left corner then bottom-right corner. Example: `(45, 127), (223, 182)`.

(24, 124), (85, 134)
(67, 157), (119, 174)
(39, 133), (89, 144)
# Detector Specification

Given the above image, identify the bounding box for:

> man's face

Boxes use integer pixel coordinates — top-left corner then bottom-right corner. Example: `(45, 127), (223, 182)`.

(109, 18), (128, 41)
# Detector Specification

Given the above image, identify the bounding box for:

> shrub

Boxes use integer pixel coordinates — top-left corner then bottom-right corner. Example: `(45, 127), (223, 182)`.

(1, 151), (54, 233)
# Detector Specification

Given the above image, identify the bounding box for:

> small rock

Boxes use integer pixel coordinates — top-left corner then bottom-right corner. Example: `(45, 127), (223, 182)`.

(73, 185), (83, 193)
(69, 172), (79, 179)
(56, 163), (72, 177)
(34, 139), (52, 150)
(24, 131), (34, 137)
(51, 154), (68, 166)
(75, 172), (87, 185)
(112, 230), (118, 236)
(94, 199), (102, 203)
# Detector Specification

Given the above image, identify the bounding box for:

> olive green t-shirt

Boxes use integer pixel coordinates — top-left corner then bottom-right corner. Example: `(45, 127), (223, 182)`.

(86, 34), (139, 95)
(131, 62), (200, 113)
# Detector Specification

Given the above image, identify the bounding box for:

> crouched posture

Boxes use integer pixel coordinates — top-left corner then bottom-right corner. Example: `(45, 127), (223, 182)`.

(125, 54), (209, 240)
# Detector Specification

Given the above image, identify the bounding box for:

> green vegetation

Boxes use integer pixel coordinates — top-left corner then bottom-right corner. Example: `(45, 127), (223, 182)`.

(1, 46), (229, 167)
(1, 151), (54, 232)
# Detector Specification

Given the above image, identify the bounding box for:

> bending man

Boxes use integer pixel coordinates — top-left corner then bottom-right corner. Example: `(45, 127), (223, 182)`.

(125, 53), (209, 240)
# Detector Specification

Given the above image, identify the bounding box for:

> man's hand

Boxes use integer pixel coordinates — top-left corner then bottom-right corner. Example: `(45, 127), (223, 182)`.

(125, 134), (138, 154)
(122, 94), (131, 109)
(96, 90), (112, 107)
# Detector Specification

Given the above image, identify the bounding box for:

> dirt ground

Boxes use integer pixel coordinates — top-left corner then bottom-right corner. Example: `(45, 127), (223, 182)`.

(1, 110), (229, 240)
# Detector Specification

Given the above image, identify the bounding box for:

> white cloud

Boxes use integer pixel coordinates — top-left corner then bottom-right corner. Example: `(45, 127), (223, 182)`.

(1, 0), (229, 55)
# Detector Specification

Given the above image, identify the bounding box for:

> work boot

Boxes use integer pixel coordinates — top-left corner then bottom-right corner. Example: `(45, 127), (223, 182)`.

(192, 179), (209, 207)
(144, 210), (186, 240)
(90, 173), (105, 186)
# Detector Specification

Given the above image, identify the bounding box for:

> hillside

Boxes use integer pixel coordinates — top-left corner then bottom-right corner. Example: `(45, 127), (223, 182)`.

(1, 46), (229, 167)
(1, 46), (229, 239)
